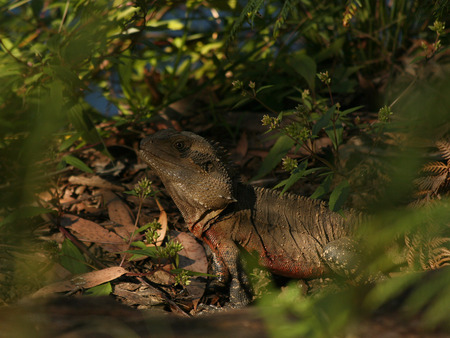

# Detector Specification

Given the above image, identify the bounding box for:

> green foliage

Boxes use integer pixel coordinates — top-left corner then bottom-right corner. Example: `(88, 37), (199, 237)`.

(259, 281), (348, 338)
(1, 0), (445, 214)
(128, 233), (185, 267)
(126, 177), (156, 199)
(257, 197), (450, 336)
(251, 76), (362, 209)
(85, 282), (113, 296)
(125, 179), (191, 285)
(328, 179), (350, 212)
(59, 239), (90, 274)
(0, 0), (449, 330)
(252, 135), (295, 181)
(378, 105), (393, 123)
(60, 155), (93, 173)
(144, 220), (163, 245)
(0, 206), (54, 228)
(173, 269), (191, 287)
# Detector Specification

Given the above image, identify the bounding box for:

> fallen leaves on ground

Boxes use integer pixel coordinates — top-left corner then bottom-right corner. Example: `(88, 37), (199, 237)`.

(32, 267), (128, 298)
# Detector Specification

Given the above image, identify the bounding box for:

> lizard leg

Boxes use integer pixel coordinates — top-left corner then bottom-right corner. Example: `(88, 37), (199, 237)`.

(220, 243), (253, 307)
(205, 234), (253, 307)
(323, 237), (387, 283)
(322, 237), (361, 279)
(208, 252), (230, 290)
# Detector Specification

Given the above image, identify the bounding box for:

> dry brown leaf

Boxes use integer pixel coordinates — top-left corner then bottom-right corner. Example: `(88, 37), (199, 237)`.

(61, 214), (126, 252)
(60, 186), (76, 205)
(46, 263), (72, 281)
(102, 190), (136, 239)
(172, 230), (208, 301)
(147, 269), (175, 285)
(154, 198), (167, 246)
(32, 266), (128, 298)
(68, 175), (124, 191)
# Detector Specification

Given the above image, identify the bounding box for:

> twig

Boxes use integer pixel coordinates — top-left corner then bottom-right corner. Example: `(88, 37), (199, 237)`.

(0, 39), (28, 67)
(119, 196), (143, 267)
(135, 276), (190, 317)
(59, 0), (71, 33)
(389, 77), (417, 109)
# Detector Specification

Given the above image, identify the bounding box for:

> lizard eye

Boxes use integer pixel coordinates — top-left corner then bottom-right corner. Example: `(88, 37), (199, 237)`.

(173, 140), (186, 152)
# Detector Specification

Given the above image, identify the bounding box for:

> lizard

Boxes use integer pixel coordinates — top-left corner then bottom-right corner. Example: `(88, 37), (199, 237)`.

(139, 129), (363, 306)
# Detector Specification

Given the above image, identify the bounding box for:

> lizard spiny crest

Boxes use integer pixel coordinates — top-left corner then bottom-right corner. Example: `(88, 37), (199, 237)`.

(140, 129), (237, 224)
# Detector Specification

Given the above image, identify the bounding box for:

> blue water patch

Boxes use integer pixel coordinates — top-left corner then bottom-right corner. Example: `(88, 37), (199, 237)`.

(84, 84), (119, 117)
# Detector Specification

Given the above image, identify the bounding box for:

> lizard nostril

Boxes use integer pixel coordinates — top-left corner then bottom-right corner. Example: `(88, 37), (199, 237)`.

(140, 138), (150, 149)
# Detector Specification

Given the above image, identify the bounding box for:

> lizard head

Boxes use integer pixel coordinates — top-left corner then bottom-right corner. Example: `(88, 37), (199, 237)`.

(139, 129), (237, 224)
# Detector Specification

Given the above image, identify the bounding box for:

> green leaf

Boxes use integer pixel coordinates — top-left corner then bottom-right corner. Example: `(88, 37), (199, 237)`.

(23, 72), (44, 85)
(31, 0), (43, 18)
(135, 222), (158, 233)
(310, 174), (333, 199)
(123, 247), (159, 258)
(315, 37), (346, 62)
(117, 53), (134, 102)
(364, 273), (420, 311)
(329, 180), (350, 212)
(123, 190), (138, 197)
(60, 239), (90, 274)
(312, 105), (336, 136)
(227, 0), (265, 42)
(325, 123), (343, 148)
(252, 135), (295, 181)
(67, 104), (103, 146)
(231, 97), (251, 110)
(171, 268), (217, 278)
(62, 155), (93, 173)
(59, 134), (80, 152)
(86, 283), (112, 296)
(274, 160), (313, 193)
(0, 206), (55, 228)
(290, 53), (317, 91)
(340, 105), (364, 117)
(67, 105), (111, 158)
(130, 241), (148, 249)
(48, 65), (85, 90)
(174, 252), (179, 268)
(175, 58), (192, 93)
(421, 275), (450, 327)
(256, 85), (274, 94)
(0, 62), (23, 78)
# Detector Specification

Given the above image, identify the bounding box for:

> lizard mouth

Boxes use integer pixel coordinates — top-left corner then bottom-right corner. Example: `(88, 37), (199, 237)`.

(139, 149), (156, 167)
(139, 149), (180, 178)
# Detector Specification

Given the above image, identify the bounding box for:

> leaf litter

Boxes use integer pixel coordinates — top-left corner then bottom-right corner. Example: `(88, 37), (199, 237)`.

(33, 139), (212, 314)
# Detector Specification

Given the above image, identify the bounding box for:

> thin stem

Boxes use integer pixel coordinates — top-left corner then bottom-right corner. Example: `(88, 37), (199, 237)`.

(284, 132), (335, 171)
(326, 83), (334, 105)
(250, 87), (335, 171)
(389, 76), (416, 109)
(0, 39), (28, 67)
(59, 0), (71, 33)
(251, 92), (278, 115)
(119, 196), (143, 267)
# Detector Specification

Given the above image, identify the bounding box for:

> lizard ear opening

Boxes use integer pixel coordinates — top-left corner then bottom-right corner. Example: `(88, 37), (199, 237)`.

(200, 160), (215, 173)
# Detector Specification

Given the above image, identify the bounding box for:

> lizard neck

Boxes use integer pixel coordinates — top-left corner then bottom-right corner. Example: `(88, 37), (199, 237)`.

(162, 179), (233, 237)
(187, 208), (225, 238)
